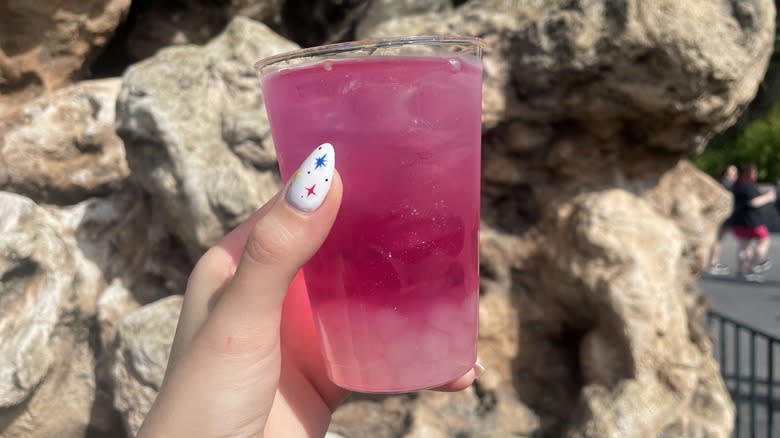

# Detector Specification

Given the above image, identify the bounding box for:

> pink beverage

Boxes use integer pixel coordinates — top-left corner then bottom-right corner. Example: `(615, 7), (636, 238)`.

(257, 39), (483, 393)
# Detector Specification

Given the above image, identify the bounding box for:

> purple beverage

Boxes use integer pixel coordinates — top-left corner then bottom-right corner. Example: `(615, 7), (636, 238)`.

(257, 38), (483, 392)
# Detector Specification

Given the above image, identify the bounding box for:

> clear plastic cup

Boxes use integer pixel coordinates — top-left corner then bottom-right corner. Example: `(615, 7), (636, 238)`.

(256, 36), (484, 393)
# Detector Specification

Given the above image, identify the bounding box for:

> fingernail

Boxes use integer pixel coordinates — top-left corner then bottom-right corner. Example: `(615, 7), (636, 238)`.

(473, 359), (486, 378)
(286, 143), (335, 212)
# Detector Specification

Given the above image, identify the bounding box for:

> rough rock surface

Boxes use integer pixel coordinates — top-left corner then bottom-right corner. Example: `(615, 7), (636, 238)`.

(46, 189), (190, 306)
(229, 0), (284, 23)
(124, 0), (284, 61)
(326, 1), (774, 437)
(0, 0), (131, 115)
(112, 295), (182, 437)
(0, 79), (129, 204)
(0, 192), (99, 437)
(371, 0), (775, 143)
(117, 17), (296, 258)
(280, 0), (370, 47)
(48, 190), (188, 438)
(646, 161), (735, 274)
(0, 0), (774, 437)
(527, 190), (730, 437)
(354, 0), (452, 39)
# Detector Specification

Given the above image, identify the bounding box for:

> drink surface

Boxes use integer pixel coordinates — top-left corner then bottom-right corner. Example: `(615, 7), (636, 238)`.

(262, 55), (482, 392)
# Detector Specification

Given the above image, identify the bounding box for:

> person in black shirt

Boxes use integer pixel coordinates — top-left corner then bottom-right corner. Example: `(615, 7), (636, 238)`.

(731, 164), (776, 281)
(707, 165), (737, 275)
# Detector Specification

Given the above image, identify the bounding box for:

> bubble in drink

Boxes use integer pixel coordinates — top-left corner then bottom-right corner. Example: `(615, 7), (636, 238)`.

(448, 58), (461, 72)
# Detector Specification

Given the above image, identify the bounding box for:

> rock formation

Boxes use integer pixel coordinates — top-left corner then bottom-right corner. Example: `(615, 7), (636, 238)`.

(0, 193), (100, 437)
(0, 79), (129, 203)
(0, 0), (131, 115)
(0, 0), (775, 437)
(111, 296), (183, 436)
(116, 17), (295, 258)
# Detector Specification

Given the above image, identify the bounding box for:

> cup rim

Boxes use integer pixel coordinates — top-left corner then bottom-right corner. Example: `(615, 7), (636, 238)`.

(254, 35), (486, 76)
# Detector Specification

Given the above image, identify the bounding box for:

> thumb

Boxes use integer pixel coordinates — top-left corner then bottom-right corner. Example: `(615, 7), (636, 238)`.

(138, 144), (341, 438)
(205, 142), (340, 354)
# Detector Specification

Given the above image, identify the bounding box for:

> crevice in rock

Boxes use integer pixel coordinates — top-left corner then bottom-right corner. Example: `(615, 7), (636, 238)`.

(85, 315), (126, 438)
(121, 348), (159, 391)
(482, 186), (539, 235)
(729, 0), (757, 31)
(0, 72), (43, 95)
(472, 379), (498, 416)
(0, 258), (39, 307)
(508, 265), (590, 422)
(478, 259), (498, 296)
(399, 408), (414, 437)
(280, 0), (369, 47)
(0, 381), (37, 432)
(90, 0), (149, 78)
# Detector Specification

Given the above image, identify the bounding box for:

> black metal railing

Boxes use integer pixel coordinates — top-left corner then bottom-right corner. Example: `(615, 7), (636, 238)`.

(707, 311), (779, 438)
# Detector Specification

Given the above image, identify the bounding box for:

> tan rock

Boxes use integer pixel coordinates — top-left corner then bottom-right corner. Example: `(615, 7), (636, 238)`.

(97, 279), (142, 351)
(124, 0), (284, 60)
(524, 190), (734, 437)
(91, 279), (141, 438)
(117, 17), (298, 258)
(355, 0), (452, 39)
(46, 189), (190, 307)
(330, 394), (416, 438)
(645, 160), (734, 274)
(281, 0), (370, 47)
(327, 1), (774, 436)
(112, 295), (183, 436)
(44, 190), (190, 437)
(228, 0), (284, 24)
(0, 78), (129, 204)
(52, 190), (188, 438)
(0, 0), (131, 114)
(367, 0), (775, 147)
(0, 192), (100, 437)
(0, 1), (770, 437)
(661, 359), (737, 437)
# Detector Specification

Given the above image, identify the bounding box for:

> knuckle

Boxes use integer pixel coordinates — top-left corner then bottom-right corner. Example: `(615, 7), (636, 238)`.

(194, 246), (230, 272)
(186, 247), (235, 294)
(243, 216), (295, 266)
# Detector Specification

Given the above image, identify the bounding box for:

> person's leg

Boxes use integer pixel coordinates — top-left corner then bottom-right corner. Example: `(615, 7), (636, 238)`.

(709, 239), (721, 267)
(756, 237), (770, 261)
(753, 230), (772, 273)
(707, 226), (730, 274)
(737, 238), (754, 275)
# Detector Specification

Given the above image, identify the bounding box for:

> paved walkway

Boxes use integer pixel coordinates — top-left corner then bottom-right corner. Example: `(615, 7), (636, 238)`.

(700, 233), (780, 337)
(699, 233), (780, 438)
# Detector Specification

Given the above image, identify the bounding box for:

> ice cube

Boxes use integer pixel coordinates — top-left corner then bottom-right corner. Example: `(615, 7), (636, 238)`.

(359, 360), (396, 391)
(314, 300), (356, 361)
(427, 300), (461, 333)
(416, 328), (451, 363)
(372, 306), (409, 342)
(385, 333), (417, 368)
(461, 292), (479, 326)
(347, 303), (388, 363)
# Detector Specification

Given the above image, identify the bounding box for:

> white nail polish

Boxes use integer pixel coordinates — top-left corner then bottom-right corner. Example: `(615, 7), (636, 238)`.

(286, 143), (335, 212)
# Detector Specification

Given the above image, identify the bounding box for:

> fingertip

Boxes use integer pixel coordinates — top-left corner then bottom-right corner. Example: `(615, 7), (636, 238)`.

(473, 359), (485, 378)
(430, 368), (476, 392)
(286, 143), (336, 213)
(430, 359), (486, 392)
